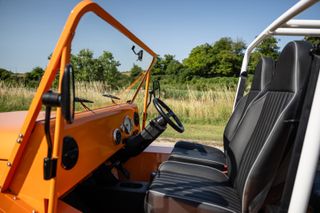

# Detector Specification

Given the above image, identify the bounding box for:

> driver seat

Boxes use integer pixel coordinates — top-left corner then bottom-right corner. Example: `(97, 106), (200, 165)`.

(168, 57), (275, 170)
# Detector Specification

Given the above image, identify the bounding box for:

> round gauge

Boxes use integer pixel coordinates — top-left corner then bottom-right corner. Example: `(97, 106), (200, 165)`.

(123, 116), (133, 134)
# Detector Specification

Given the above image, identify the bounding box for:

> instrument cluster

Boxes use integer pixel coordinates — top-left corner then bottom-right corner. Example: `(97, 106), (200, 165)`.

(113, 114), (139, 145)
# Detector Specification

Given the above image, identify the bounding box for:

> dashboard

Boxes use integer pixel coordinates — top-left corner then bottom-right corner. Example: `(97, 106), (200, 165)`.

(56, 103), (140, 196)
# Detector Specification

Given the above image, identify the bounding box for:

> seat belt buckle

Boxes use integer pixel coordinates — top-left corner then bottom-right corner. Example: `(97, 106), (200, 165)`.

(223, 164), (228, 174)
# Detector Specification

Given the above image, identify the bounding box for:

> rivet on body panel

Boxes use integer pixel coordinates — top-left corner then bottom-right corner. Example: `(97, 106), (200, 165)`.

(7, 162), (12, 167)
(17, 134), (24, 143)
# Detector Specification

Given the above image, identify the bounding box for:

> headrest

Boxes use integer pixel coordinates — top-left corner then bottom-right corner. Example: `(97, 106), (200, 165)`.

(270, 41), (313, 92)
(251, 57), (275, 91)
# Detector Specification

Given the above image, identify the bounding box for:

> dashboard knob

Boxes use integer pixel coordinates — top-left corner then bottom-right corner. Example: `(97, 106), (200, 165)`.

(113, 128), (122, 145)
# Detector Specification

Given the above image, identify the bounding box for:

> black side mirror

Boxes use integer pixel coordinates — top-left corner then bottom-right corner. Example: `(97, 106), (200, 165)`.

(131, 45), (143, 61)
(147, 80), (161, 108)
(42, 64), (75, 123)
(153, 80), (160, 99)
(61, 64), (75, 124)
(41, 64), (75, 180)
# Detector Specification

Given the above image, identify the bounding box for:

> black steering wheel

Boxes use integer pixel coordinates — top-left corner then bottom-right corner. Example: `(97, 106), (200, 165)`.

(153, 98), (184, 133)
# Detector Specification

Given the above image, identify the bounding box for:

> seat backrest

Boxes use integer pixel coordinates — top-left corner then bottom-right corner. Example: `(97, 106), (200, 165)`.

(229, 41), (313, 212)
(223, 57), (275, 148)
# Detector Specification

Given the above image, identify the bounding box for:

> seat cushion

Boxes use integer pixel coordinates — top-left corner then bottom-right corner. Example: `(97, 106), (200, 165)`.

(146, 161), (241, 213)
(169, 141), (226, 170)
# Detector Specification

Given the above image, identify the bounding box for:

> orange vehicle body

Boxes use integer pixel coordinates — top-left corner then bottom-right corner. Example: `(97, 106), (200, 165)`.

(0, 1), (160, 212)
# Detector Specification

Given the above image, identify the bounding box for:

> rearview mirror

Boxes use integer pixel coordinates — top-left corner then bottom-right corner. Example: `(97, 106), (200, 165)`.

(131, 45), (143, 61)
(152, 80), (160, 98)
(153, 80), (160, 99)
(61, 64), (75, 124)
(146, 80), (161, 108)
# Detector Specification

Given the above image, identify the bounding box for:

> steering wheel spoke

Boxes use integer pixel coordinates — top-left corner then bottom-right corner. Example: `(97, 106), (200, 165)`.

(167, 111), (174, 117)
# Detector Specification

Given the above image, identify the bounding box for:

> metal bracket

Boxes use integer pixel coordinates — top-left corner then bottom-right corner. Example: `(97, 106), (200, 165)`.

(43, 157), (57, 180)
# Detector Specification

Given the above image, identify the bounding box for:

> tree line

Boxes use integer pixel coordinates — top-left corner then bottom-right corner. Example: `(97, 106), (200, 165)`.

(0, 50), (142, 89)
(153, 36), (280, 78)
(1, 36), (319, 89)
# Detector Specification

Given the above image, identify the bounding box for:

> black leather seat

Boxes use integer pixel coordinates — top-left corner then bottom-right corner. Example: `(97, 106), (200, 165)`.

(146, 161), (241, 212)
(169, 57), (275, 170)
(146, 41), (314, 213)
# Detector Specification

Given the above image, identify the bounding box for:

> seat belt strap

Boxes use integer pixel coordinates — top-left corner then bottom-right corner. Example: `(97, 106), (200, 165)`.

(234, 72), (247, 109)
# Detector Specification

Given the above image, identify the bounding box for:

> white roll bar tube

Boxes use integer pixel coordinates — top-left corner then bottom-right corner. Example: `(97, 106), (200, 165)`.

(233, 0), (319, 110)
(288, 64), (320, 213)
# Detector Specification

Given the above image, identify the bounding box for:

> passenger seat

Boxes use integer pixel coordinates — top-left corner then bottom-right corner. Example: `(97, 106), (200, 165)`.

(145, 41), (315, 213)
(169, 57), (275, 170)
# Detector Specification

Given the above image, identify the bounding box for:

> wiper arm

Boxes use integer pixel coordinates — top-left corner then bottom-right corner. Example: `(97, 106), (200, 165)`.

(102, 93), (120, 100)
(75, 97), (94, 112)
(75, 97), (94, 103)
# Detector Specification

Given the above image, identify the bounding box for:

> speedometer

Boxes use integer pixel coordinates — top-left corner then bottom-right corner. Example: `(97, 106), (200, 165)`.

(122, 116), (133, 134)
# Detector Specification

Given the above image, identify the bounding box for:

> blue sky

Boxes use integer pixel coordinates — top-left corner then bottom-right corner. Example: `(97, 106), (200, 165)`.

(0, 0), (319, 72)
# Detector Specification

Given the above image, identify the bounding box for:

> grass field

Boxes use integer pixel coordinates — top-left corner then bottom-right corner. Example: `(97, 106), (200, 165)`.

(161, 123), (225, 142)
(0, 81), (235, 144)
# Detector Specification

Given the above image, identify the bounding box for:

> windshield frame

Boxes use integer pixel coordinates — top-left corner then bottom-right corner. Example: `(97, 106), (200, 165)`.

(0, 1), (157, 207)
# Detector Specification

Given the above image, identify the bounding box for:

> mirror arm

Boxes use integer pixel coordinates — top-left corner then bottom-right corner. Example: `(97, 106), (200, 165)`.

(43, 105), (57, 180)
(147, 91), (153, 109)
(44, 106), (53, 158)
(147, 90), (154, 108)
(42, 91), (60, 180)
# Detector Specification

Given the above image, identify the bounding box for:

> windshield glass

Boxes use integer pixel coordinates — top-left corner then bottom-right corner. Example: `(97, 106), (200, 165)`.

(71, 13), (153, 111)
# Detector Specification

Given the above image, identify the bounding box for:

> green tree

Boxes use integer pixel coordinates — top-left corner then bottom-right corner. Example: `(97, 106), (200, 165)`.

(183, 43), (213, 77)
(305, 36), (320, 46)
(211, 38), (246, 76)
(183, 37), (246, 78)
(0, 68), (13, 80)
(152, 54), (182, 76)
(97, 51), (121, 88)
(248, 36), (280, 74)
(71, 49), (95, 81)
(23, 67), (45, 87)
(255, 36), (279, 59)
(161, 55), (176, 72)
(166, 59), (183, 75)
(130, 64), (143, 81)
(214, 50), (238, 76)
(151, 56), (164, 75)
(70, 49), (122, 89)
(26, 67), (44, 81)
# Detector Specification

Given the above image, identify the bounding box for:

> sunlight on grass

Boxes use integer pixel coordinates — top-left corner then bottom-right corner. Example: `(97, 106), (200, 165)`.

(160, 123), (225, 144)
(0, 81), (232, 143)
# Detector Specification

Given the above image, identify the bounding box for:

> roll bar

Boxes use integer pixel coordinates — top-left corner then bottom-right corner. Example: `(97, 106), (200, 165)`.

(233, 0), (320, 109)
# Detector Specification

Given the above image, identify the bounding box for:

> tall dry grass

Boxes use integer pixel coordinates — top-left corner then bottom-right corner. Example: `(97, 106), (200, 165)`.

(147, 87), (235, 125)
(0, 81), (235, 125)
(0, 81), (35, 111)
